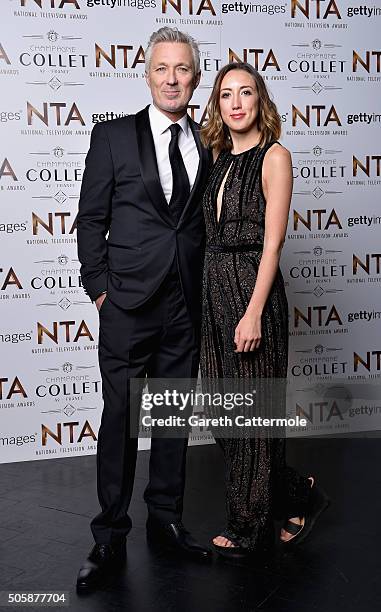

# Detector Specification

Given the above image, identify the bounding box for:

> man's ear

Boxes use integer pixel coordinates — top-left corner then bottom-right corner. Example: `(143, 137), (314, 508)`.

(194, 71), (201, 90)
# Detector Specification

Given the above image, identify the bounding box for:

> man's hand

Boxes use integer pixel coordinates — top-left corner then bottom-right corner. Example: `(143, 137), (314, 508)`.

(95, 293), (107, 312)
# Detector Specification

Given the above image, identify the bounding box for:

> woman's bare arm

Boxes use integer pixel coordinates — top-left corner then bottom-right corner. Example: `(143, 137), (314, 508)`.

(234, 144), (292, 352)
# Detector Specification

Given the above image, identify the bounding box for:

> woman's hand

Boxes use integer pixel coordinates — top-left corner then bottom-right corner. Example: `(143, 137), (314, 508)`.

(234, 311), (262, 352)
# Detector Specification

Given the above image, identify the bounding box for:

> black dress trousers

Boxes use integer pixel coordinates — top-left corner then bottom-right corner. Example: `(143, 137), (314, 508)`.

(91, 262), (200, 545)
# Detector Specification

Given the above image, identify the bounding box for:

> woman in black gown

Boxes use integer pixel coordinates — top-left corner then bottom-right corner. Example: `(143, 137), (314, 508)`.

(200, 63), (328, 556)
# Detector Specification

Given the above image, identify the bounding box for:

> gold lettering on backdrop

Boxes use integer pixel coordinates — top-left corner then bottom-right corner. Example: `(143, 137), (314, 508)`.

(27, 102), (85, 127)
(353, 156), (381, 177)
(353, 254), (381, 275)
(292, 105), (341, 127)
(95, 44), (145, 69)
(0, 44), (11, 65)
(161, 0), (216, 16)
(20, 0), (80, 9)
(1, 268), (23, 290)
(37, 321), (94, 344)
(32, 212), (77, 235)
(291, 0), (341, 20)
(228, 49), (280, 71)
(42, 420), (97, 446)
(354, 351), (381, 372)
(0, 159), (17, 181)
(0, 377), (27, 400)
(294, 305), (343, 328)
(293, 209), (342, 231)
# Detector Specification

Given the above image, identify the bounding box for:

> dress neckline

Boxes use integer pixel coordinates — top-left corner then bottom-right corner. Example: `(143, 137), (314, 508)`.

(229, 143), (260, 157)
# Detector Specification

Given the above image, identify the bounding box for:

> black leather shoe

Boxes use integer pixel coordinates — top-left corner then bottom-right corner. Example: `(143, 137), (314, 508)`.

(76, 542), (126, 594)
(146, 520), (212, 562)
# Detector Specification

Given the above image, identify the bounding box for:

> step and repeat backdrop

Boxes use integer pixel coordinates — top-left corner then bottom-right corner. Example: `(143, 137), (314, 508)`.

(1, 0), (380, 462)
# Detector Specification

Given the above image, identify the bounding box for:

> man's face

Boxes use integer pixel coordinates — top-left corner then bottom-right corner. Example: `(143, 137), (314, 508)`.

(146, 42), (200, 120)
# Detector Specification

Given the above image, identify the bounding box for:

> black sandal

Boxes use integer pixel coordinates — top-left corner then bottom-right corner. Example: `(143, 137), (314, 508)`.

(281, 518), (305, 542)
(281, 476), (330, 546)
(212, 531), (252, 559)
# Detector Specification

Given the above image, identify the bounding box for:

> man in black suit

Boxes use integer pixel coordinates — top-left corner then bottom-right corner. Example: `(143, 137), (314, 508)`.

(76, 27), (211, 592)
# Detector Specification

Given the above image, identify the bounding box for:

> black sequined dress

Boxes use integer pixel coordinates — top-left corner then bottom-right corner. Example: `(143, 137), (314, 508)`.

(200, 142), (311, 550)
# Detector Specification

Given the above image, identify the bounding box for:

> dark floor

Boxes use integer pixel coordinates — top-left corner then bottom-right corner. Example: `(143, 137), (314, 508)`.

(0, 438), (380, 612)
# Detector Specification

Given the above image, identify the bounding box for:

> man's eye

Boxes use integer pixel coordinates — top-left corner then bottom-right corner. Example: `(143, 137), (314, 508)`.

(178, 67), (189, 72)
(156, 67), (166, 72)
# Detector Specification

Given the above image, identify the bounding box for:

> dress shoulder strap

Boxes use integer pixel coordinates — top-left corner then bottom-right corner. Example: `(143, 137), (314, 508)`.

(257, 140), (282, 201)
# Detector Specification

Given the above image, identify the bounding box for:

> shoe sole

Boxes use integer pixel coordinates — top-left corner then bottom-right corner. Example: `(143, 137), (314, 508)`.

(147, 533), (212, 562)
(212, 543), (252, 559)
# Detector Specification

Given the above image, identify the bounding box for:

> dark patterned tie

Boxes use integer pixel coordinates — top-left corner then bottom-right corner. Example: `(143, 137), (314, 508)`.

(168, 123), (190, 223)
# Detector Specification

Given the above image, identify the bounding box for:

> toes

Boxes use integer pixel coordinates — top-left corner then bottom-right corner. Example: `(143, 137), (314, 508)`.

(213, 536), (227, 546)
(280, 528), (291, 542)
(280, 517), (305, 541)
(213, 536), (237, 547)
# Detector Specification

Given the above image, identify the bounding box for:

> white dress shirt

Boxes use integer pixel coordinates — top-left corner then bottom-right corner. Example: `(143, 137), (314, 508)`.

(148, 104), (199, 204)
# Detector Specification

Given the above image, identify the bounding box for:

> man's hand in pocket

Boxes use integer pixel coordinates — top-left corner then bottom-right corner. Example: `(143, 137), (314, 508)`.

(96, 293), (107, 311)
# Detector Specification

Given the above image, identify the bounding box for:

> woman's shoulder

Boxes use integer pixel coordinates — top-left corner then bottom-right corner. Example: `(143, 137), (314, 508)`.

(263, 141), (291, 166)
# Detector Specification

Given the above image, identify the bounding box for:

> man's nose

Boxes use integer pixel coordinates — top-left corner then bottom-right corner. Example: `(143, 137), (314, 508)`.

(166, 68), (178, 85)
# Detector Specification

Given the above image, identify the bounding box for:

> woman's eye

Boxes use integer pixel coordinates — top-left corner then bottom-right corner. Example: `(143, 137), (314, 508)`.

(242, 90), (252, 95)
(221, 92), (230, 98)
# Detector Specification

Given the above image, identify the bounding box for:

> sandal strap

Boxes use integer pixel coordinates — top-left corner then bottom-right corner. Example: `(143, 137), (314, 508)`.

(283, 520), (304, 536)
(218, 529), (240, 547)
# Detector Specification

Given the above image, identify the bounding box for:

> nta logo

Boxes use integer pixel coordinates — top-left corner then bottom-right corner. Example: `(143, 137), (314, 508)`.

(0, 376), (27, 400)
(353, 50), (381, 73)
(293, 209), (342, 231)
(294, 305), (343, 328)
(95, 44), (145, 69)
(352, 155), (381, 177)
(161, 0), (216, 16)
(291, 0), (341, 20)
(0, 44), (11, 65)
(32, 212), (77, 236)
(0, 268), (23, 291)
(20, 0), (80, 8)
(292, 105), (341, 127)
(42, 420), (97, 446)
(37, 320), (94, 344)
(0, 159), (18, 181)
(27, 102), (85, 127)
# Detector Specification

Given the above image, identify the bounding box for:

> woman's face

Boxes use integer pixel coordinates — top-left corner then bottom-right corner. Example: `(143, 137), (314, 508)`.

(219, 69), (259, 135)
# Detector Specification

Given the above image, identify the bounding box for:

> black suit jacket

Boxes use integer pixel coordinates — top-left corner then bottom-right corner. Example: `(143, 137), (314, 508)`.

(77, 106), (211, 326)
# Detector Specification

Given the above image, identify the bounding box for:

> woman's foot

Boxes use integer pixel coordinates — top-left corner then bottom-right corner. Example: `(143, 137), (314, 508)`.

(212, 533), (253, 560)
(280, 517), (305, 542)
(280, 476), (314, 543)
(213, 535), (236, 548)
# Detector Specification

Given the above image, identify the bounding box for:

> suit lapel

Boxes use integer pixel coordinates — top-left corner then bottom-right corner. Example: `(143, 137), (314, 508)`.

(135, 106), (174, 226)
(135, 106), (210, 227)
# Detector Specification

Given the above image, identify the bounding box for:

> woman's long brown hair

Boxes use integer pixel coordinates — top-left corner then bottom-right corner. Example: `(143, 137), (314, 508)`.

(200, 62), (281, 154)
